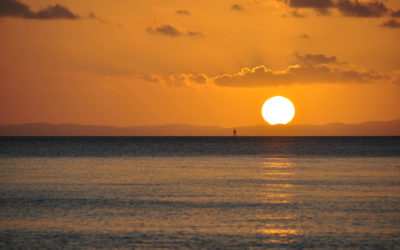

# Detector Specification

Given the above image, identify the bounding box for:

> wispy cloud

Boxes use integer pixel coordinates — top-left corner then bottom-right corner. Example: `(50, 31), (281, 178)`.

(381, 19), (400, 28)
(175, 9), (191, 15)
(136, 73), (210, 88)
(296, 53), (337, 64)
(146, 24), (204, 38)
(295, 33), (311, 39)
(231, 4), (244, 11)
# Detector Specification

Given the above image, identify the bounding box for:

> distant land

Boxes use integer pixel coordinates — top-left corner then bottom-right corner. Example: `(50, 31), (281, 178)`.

(1, 120), (400, 136)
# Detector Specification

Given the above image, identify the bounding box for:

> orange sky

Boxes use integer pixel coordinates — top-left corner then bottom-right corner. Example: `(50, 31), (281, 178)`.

(1, 0), (400, 127)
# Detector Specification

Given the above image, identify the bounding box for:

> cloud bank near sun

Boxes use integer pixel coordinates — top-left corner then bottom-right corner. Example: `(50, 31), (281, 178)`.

(136, 53), (392, 88)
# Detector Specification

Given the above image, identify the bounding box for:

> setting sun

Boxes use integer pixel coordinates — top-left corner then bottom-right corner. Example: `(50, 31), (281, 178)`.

(262, 96), (295, 125)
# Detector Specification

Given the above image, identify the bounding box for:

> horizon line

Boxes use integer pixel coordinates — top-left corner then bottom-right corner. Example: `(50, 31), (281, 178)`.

(1, 118), (400, 129)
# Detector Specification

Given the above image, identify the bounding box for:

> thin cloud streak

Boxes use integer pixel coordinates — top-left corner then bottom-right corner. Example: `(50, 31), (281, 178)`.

(176, 9), (191, 15)
(146, 24), (204, 38)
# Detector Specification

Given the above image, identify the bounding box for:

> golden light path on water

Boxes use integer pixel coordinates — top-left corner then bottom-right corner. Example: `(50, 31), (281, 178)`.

(256, 159), (299, 244)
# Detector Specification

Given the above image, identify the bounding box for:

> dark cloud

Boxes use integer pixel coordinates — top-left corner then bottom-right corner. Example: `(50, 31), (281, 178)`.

(381, 19), (400, 28)
(337, 0), (388, 17)
(27, 4), (77, 19)
(176, 9), (190, 15)
(146, 25), (181, 37)
(285, 0), (391, 18)
(296, 53), (337, 65)
(231, 4), (244, 11)
(391, 10), (400, 17)
(289, 0), (334, 9)
(146, 24), (204, 38)
(314, 8), (331, 16)
(0, 0), (30, 17)
(0, 0), (79, 19)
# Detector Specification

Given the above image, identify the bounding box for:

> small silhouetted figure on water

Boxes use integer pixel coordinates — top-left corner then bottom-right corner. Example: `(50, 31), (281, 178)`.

(233, 129), (237, 136)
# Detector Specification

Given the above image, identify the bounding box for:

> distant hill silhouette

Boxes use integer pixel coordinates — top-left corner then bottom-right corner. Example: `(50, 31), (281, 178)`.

(0, 120), (400, 136)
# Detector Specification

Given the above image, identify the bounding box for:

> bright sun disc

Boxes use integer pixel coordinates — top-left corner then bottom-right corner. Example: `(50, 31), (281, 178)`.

(262, 96), (295, 125)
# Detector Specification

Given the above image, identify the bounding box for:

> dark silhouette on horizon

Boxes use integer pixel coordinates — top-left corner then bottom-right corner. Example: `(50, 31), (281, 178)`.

(1, 119), (400, 136)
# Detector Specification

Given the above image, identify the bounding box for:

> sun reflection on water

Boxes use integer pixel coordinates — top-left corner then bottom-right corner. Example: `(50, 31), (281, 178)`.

(263, 161), (292, 169)
(258, 228), (298, 235)
(255, 158), (298, 240)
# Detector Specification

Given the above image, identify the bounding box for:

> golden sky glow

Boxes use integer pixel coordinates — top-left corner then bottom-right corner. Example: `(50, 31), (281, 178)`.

(1, 0), (400, 127)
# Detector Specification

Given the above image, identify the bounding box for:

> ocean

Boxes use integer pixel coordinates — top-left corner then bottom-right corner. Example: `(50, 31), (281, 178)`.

(0, 137), (399, 248)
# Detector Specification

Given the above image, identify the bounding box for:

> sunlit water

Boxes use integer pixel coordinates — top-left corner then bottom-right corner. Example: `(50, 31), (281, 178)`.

(0, 137), (399, 248)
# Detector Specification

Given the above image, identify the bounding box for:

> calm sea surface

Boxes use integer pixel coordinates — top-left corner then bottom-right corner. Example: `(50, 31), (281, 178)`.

(0, 137), (399, 248)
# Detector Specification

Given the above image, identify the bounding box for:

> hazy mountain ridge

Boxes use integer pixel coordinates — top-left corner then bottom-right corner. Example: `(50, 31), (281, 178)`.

(1, 119), (400, 136)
